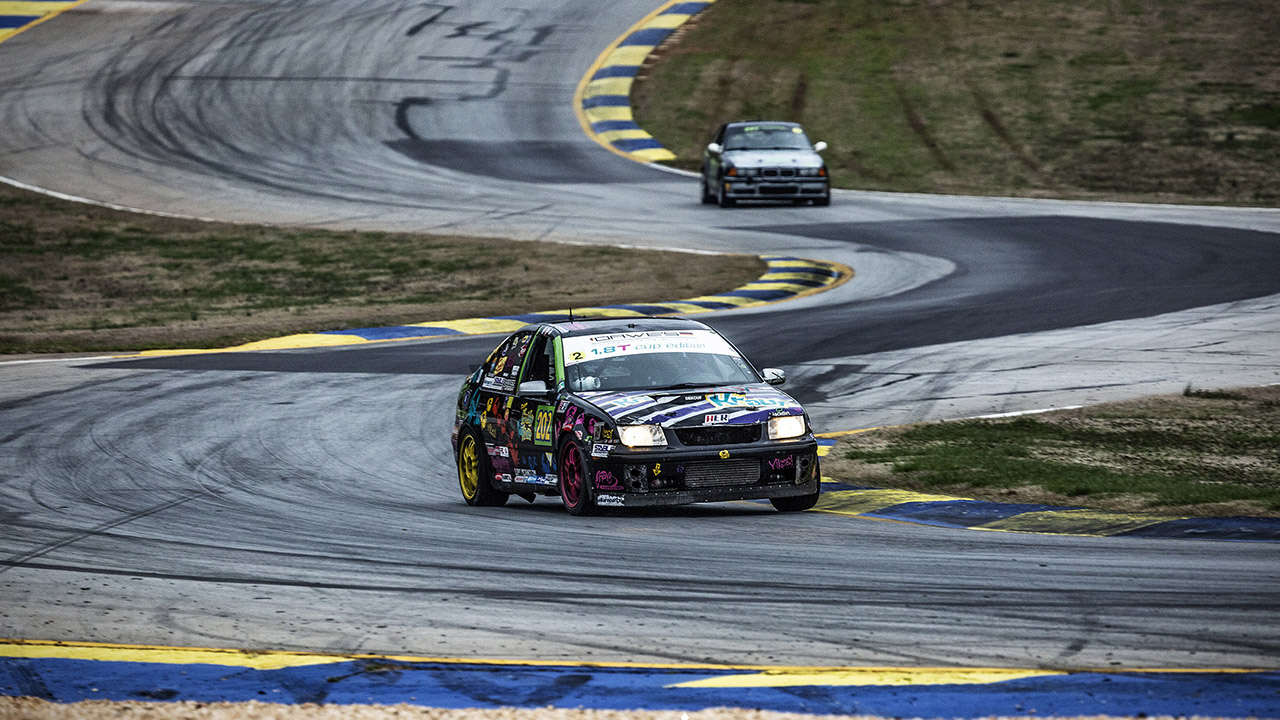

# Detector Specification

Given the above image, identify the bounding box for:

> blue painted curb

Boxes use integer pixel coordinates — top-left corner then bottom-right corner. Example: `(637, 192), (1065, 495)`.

(4, 657), (1279, 718)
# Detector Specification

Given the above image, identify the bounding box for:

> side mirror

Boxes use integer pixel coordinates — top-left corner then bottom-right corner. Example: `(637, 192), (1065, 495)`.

(762, 368), (786, 386)
(706, 142), (723, 155)
(518, 380), (550, 395)
(812, 141), (828, 153)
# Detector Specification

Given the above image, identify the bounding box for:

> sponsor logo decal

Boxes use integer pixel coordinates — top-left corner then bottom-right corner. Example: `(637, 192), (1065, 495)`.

(595, 470), (623, 490)
(719, 450), (731, 460)
(596, 493), (625, 507)
(486, 444), (509, 458)
(591, 443), (612, 458)
(704, 413), (731, 424)
(768, 455), (795, 470)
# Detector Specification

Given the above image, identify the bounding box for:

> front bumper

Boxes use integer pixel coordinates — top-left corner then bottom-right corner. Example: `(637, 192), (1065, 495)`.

(589, 439), (820, 508)
(723, 177), (829, 199)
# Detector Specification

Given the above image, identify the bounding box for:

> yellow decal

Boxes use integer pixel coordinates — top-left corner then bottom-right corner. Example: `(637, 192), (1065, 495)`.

(653, 463), (661, 476)
(719, 450), (730, 459)
(533, 406), (555, 446)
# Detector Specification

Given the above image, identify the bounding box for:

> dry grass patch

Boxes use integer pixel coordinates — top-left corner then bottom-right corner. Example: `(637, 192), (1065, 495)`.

(634, 0), (1280, 205)
(826, 385), (1280, 517)
(0, 184), (764, 353)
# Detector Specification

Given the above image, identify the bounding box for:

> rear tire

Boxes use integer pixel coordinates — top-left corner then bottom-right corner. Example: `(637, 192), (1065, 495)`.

(558, 439), (596, 516)
(771, 491), (819, 512)
(457, 429), (509, 507)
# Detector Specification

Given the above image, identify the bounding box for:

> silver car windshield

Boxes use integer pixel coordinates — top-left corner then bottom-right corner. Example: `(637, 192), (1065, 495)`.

(723, 125), (812, 151)
(566, 351), (758, 392)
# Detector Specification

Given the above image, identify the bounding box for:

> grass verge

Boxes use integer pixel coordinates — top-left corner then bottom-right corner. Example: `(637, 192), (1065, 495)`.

(0, 183), (764, 354)
(633, 0), (1280, 205)
(822, 385), (1280, 517)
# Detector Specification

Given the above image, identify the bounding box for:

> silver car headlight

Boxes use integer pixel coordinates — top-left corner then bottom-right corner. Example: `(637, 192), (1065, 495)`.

(767, 415), (807, 440)
(619, 424), (667, 447)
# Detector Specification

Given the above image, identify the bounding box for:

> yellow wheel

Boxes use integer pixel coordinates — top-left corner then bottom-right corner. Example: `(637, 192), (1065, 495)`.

(456, 428), (508, 507)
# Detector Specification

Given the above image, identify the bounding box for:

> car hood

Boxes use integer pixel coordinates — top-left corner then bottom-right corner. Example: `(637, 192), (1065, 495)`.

(578, 384), (804, 427)
(723, 149), (823, 168)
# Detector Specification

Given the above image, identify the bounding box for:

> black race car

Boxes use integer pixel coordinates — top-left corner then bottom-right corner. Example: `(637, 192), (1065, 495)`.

(452, 317), (820, 515)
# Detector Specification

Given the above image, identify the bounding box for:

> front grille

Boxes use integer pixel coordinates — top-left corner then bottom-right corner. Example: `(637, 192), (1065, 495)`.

(675, 424), (761, 446)
(683, 459), (761, 488)
(759, 184), (799, 195)
(761, 168), (796, 178)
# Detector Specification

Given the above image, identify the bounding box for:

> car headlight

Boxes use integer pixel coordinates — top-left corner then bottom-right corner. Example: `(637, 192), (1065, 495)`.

(767, 415), (807, 440)
(619, 424), (666, 447)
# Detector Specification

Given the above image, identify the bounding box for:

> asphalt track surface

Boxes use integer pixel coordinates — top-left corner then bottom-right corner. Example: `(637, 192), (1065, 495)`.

(2, 0), (1280, 679)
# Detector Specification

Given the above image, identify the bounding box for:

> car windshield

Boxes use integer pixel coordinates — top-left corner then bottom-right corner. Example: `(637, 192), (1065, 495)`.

(723, 124), (812, 151)
(562, 330), (759, 392)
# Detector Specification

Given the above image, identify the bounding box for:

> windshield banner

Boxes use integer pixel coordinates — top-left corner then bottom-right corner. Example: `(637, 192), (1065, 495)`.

(562, 330), (738, 366)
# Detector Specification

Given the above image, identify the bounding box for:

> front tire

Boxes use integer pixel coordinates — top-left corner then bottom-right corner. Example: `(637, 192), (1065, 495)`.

(700, 175), (715, 204)
(716, 176), (736, 208)
(558, 439), (596, 516)
(771, 491), (819, 512)
(457, 429), (509, 507)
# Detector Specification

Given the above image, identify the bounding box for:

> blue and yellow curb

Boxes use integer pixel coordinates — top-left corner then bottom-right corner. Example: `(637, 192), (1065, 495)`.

(3, 640), (1278, 716)
(0, 0), (87, 44)
(811, 433), (1280, 542)
(575, 0), (717, 163)
(133, 254), (850, 356)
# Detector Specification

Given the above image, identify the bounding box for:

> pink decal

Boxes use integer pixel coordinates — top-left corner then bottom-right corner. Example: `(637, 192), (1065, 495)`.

(594, 470), (623, 490)
(768, 456), (795, 470)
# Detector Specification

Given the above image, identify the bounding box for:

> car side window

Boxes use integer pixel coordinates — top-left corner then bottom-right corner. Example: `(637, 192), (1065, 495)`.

(520, 334), (555, 389)
(480, 332), (532, 394)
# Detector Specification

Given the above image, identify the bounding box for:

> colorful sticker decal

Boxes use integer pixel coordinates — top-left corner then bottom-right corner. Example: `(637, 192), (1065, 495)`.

(705, 413), (731, 424)
(594, 470), (623, 491)
(533, 405), (554, 446)
(591, 443), (613, 458)
(768, 455), (795, 470)
(719, 450), (731, 459)
(561, 330), (738, 366)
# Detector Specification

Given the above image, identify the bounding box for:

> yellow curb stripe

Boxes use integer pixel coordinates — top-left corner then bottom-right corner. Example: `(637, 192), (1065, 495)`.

(583, 105), (634, 123)
(643, 13), (695, 29)
(574, 0), (718, 163)
(0, 0), (89, 45)
(598, 129), (655, 142)
(4, 640), (1265, 678)
(671, 667), (1066, 689)
(408, 318), (528, 334)
(814, 489), (971, 516)
(583, 76), (634, 98)
(600, 45), (653, 68)
(630, 146), (677, 162)
(0, 1), (77, 13)
(978, 508), (1189, 537)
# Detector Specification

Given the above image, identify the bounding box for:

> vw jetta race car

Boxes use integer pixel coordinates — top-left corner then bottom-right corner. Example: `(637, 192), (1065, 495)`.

(452, 317), (820, 515)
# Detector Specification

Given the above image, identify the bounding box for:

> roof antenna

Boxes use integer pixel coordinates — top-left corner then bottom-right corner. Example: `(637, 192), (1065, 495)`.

(568, 307), (575, 321)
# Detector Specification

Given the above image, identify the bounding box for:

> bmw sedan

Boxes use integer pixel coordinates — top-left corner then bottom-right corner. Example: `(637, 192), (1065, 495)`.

(452, 317), (820, 515)
(701, 121), (830, 207)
